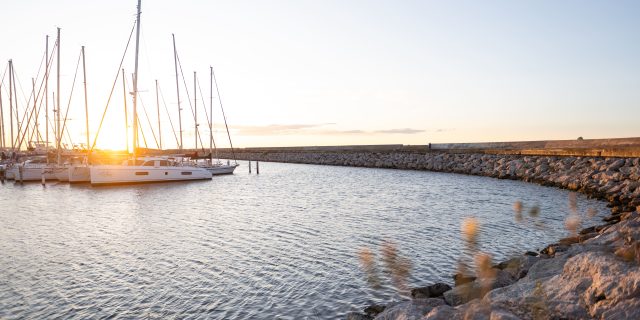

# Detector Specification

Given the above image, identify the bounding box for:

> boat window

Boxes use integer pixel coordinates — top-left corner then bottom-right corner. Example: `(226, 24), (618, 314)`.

(181, 171), (192, 175)
(135, 172), (149, 175)
(142, 161), (156, 167)
(158, 160), (170, 166)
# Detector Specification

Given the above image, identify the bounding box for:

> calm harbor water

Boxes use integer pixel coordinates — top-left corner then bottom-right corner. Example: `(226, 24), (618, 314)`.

(0, 161), (608, 319)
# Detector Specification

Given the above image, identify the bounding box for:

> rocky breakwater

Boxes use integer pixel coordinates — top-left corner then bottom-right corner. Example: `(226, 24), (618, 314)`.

(220, 150), (640, 319)
(225, 151), (640, 212)
(348, 211), (640, 319)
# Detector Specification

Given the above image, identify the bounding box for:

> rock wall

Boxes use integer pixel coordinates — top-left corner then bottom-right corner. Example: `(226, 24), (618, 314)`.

(216, 150), (640, 319)
(220, 151), (640, 211)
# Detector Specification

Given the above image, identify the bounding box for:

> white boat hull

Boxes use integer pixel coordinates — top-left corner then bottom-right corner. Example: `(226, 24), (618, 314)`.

(90, 165), (212, 185)
(54, 167), (70, 182)
(8, 165), (58, 181)
(5, 168), (15, 180)
(203, 164), (237, 175)
(69, 166), (91, 183)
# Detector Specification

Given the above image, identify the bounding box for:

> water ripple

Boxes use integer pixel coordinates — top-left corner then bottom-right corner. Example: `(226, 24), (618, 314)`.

(0, 162), (608, 319)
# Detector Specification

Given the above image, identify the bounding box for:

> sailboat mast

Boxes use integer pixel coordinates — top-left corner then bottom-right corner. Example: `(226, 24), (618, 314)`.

(56, 27), (61, 164)
(45, 35), (49, 163)
(131, 0), (142, 159)
(212, 68), (236, 164)
(31, 78), (37, 146)
(0, 82), (4, 149)
(12, 64), (19, 151)
(8, 60), (14, 151)
(172, 34), (182, 151)
(194, 71), (197, 151)
(81, 46), (90, 154)
(209, 66), (213, 162)
(122, 69), (129, 154)
(156, 79), (161, 150)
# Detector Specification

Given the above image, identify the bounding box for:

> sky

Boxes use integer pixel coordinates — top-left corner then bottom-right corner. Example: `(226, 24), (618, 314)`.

(0, 0), (639, 150)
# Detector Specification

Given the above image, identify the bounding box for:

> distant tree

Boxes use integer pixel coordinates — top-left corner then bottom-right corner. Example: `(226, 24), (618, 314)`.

(577, 137), (584, 141)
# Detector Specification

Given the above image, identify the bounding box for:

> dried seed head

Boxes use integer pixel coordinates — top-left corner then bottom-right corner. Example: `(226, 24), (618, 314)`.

(565, 215), (581, 236)
(462, 217), (479, 243)
(513, 201), (523, 214)
(569, 193), (578, 213)
(529, 206), (540, 218)
(587, 207), (597, 218)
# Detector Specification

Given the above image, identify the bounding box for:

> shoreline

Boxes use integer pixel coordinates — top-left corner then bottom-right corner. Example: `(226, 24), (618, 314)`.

(211, 149), (639, 319)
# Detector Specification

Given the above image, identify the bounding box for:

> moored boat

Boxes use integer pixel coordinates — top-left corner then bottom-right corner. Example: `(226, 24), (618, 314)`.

(90, 157), (211, 185)
(7, 157), (58, 181)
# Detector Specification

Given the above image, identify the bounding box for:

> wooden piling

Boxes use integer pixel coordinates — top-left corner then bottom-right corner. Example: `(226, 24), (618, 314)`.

(256, 161), (259, 174)
(249, 160), (252, 174)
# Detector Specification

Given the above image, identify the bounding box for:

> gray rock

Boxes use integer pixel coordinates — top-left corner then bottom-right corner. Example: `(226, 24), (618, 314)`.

(363, 304), (386, 317)
(607, 159), (626, 171)
(346, 312), (373, 320)
(373, 298), (445, 320)
(489, 309), (521, 320)
(421, 305), (460, 320)
(411, 283), (452, 299)
(522, 254), (568, 281)
(444, 282), (483, 306)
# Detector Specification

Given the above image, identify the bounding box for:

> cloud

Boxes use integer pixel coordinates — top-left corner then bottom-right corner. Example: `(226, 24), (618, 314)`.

(232, 123), (425, 136)
(233, 123), (332, 135)
(374, 128), (425, 134)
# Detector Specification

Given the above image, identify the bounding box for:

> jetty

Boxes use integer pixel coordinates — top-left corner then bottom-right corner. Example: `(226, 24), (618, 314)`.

(167, 137), (640, 320)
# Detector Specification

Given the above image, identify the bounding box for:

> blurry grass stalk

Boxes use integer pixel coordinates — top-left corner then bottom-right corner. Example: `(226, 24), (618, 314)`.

(357, 240), (412, 294)
(462, 217), (479, 244)
(475, 253), (497, 297)
(564, 192), (582, 236)
(381, 240), (412, 294)
(358, 247), (381, 289)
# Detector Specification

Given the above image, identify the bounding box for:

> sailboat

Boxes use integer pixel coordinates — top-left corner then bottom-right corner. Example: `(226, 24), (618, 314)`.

(89, 0), (212, 185)
(66, 46), (92, 183)
(6, 35), (65, 182)
(197, 67), (238, 175)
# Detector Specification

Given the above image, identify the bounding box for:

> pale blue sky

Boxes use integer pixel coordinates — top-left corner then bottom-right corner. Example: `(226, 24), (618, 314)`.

(1, 0), (638, 149)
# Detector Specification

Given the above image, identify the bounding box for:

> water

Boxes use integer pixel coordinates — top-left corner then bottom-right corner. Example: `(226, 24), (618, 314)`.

(0, 161), (608, 319)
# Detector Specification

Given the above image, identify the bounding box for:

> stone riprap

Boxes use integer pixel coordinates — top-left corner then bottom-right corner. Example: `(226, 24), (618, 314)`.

(219, 151), (640, 212)
(213, 150), (640, 320)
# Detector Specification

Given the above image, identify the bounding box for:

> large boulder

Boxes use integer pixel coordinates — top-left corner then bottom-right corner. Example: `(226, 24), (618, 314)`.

(411, 283), (452, 299)
(373, 298), (445, 320)
(484, 250), (640, 319)
(444, 270), (516, 306)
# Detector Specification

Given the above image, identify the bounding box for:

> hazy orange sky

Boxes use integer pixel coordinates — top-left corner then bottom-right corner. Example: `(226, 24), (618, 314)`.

(1, 0), (639, 150)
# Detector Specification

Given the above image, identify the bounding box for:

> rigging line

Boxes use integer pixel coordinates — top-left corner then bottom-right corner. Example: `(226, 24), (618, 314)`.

(12, 65), (35, 116)
(196, 76), (211, 129)
(27, 49), (57, 146)
(175, 54), (205, 150)
(12, 44), (56, 148)
(11, 66), (34, 148)
(157, 84), (180, 147)
(27, 80), (39, 145)
(126, 74), (159, 149)
(30, 49), (48, 144)
(0, 63), (8, 88)
(137, 116), (148, 149)
(64, 119), (74, 148)
(139, 95), (159, 149)
(90, 20), (137, 151)
(58, 48), (82, 149)
(212, 68), (237, 164)
(41, 40), (58, 146)
(196, 75), (218, 154)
